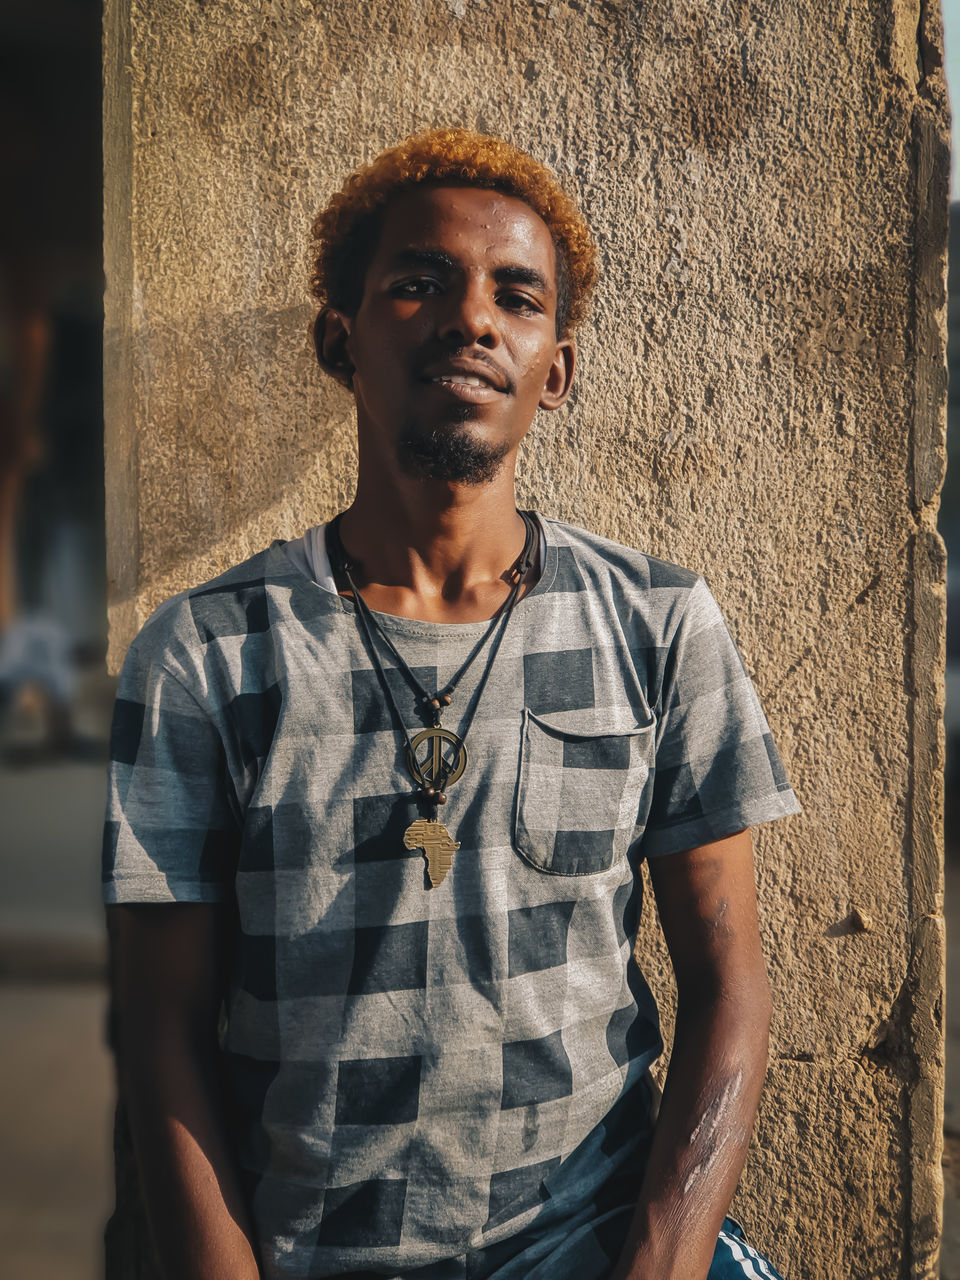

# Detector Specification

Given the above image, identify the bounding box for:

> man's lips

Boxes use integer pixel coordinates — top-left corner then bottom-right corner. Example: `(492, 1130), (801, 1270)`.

(424, 378), (501, 404)
(420, 358), (510, 394)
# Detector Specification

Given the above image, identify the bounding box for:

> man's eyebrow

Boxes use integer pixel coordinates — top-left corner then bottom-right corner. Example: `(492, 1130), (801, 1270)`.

(493, 265), (550, 294)
(386, 250), (551, 294)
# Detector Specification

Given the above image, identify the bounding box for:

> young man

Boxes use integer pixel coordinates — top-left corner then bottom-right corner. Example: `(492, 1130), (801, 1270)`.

(104, 129), (800, 1280)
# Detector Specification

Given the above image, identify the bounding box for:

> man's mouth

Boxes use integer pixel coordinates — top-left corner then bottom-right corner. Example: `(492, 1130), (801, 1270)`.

(421, 358), (510, 394)
(424, 375), (504, 404)
(431, 375), (491, 389)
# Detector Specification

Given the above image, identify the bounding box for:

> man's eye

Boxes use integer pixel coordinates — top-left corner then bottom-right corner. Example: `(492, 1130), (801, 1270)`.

(394, 278), (440, 296)
(499, 291), (540, 313)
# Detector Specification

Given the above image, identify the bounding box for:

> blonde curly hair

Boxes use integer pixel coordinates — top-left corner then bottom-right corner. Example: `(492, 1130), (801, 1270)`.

(310, 128), (596, 339)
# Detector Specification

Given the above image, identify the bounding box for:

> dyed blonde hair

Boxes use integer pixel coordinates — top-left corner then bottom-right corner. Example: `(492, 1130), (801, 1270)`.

(310, 128), (596, 338)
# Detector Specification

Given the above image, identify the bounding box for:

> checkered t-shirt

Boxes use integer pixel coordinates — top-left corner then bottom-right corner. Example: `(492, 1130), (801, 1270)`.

(103, 515), (800, 1279)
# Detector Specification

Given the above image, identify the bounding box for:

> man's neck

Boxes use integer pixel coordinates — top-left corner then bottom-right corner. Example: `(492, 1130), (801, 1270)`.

(337, 473), (533, 624)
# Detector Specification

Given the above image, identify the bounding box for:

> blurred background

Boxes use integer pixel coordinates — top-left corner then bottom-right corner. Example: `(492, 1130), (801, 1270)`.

(0, 4), (112, 1278)
(0, 3), (956, 1278)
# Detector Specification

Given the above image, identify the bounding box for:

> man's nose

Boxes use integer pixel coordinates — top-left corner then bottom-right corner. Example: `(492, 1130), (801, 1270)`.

(438, 280), (499, 347)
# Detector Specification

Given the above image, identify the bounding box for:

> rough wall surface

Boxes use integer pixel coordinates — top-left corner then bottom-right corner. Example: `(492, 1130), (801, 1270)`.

(102, 1), (949, 1276)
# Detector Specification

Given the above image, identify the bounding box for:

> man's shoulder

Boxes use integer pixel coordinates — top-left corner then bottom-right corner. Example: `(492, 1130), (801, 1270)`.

(541, 515), (702, 594)
(125, 542), (299, 664)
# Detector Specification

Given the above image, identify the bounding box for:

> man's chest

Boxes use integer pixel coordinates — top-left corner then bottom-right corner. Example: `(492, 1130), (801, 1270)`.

(202, 596), (658, 938)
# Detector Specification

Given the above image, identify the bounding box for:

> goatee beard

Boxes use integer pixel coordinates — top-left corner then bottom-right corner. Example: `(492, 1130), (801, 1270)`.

(397, 415), (510, 485)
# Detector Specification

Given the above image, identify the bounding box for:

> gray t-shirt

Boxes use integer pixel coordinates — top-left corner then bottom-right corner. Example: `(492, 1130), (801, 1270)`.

(103, 514), (800, 1279)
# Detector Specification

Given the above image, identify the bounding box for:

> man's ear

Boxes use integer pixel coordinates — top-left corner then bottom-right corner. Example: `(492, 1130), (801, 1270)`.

(314, 307), (355, 390)
(538, 339), (576, 411)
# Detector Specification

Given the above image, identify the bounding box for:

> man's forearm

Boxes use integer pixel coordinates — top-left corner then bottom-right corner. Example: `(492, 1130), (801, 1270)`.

(610, 983), (772, 1280)
(118, 1016), (261, 1280)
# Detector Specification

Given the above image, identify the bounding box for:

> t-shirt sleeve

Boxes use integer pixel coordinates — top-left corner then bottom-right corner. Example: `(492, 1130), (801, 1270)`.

(642, 575), (801, 858)
(102, 625), (240, 904)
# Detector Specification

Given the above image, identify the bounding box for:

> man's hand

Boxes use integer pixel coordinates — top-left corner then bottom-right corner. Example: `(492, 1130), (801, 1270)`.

(610, 828), (773, 1280)
(107, 903), (262, 1280)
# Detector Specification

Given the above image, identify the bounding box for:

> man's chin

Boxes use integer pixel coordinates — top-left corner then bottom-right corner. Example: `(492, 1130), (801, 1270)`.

(396, 422), (510, 485)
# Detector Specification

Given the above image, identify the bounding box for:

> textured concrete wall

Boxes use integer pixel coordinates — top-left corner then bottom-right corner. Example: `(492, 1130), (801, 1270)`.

(102, 1), (949, 1275)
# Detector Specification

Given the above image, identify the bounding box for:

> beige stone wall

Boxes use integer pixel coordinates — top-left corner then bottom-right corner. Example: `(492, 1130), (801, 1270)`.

(103, 1), (949, 1275)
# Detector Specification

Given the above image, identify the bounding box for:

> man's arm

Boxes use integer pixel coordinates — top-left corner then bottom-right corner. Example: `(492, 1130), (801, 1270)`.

(610, 828), (773, 1280)
(107, 903), (262, 1280)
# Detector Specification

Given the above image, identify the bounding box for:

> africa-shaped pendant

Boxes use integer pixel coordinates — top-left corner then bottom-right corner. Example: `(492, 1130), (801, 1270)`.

(403, 819), (461, 887)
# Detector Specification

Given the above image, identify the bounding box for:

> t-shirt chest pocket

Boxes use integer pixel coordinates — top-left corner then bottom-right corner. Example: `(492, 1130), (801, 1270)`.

(512, 709), (655, 874)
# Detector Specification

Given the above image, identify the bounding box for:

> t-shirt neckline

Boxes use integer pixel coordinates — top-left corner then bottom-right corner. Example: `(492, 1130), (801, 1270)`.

(276, 511), (558, 638)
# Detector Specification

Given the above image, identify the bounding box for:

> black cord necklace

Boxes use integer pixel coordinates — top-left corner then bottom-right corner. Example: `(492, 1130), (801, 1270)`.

(326, 511), (538, 887)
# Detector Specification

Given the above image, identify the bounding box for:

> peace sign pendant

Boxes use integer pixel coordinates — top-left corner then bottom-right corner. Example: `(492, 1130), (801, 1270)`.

(405, 727), (468, 791)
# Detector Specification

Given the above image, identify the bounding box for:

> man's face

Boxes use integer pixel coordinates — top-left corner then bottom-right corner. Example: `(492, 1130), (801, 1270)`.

(320, 183), (575, 485)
